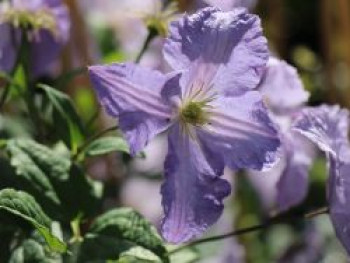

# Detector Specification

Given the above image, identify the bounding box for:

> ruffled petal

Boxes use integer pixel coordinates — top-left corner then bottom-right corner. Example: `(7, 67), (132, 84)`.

(161, 124), (231, 243)
(197, 91), (281, 171)
(164, 7), (268, 94)
(328, 148), (350, 256)
(88, 63), (173, 155)
(293, 105), (350, 156)
(293, 104), (350, 255)
(203, 0), (257, 10)
(258, 57), (309, 113)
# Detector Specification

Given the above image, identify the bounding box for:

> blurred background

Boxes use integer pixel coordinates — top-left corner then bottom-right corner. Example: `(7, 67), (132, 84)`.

(4, 0), (350, 262)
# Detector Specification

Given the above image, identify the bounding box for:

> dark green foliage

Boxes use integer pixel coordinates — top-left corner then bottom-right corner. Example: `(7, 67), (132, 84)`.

(78, 208), (169, 263)
(0, 189), (67, 253)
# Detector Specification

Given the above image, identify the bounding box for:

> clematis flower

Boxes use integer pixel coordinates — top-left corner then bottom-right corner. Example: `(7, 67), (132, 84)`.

(248, 57), (315, 212)
(293, 105), (350, 256)
(89, 7), (280, 243)
(0, 0), (70, 77)
(198, 0), (257, 11)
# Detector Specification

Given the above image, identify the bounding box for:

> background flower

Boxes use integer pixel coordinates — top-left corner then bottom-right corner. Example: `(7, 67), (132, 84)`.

(0, 0), (70, 77)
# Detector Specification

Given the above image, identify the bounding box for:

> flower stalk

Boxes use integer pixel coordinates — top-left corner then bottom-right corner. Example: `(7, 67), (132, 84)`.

(135, 26), (158, 63)
(169, 206), (329, 255)
(72, 125), (119, 161)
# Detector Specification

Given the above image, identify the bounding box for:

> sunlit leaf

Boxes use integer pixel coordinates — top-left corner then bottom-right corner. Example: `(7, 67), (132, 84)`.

(78, 208), (169, 263)
(85, 136), (130, 157)
(0, 189), (67, 253)
(5, 139), (102, 221)
(9, 239), (58, 263)
(117, 246), (162, 263)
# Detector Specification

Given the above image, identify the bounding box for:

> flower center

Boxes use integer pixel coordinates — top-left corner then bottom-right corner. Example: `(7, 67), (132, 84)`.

(180, 101), (208, 126)
(1, 7), (57, 36)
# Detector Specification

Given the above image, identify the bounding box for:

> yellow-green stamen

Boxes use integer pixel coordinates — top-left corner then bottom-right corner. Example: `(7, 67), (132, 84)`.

(2, 7), (57, 36)
(180, 101), (208, 126)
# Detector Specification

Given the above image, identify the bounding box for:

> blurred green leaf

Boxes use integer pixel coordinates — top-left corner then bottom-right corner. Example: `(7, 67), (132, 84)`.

(0, 115), (32, 139)
(74, 88), (96, 122)
(38, 84), (85, 153)
(103, 51), (126, 64)
(85, 136), (130, 157)
(0, 189), (67, 253)
(9, 239), (58, 263)
(168, 246), (199, 263)
(63, 164), (103, 220)
(78, 208), (169, 263)
(0, 67), (25, 96)
(117, 246), (162, 263)
(5, 139), (102, 221)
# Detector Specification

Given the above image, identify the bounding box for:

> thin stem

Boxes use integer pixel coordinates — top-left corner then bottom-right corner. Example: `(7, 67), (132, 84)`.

(0, 81), (11, 110)
(20, 34), (44, 140)
(72, 125), (119, 161)
(85, 109), (100, 131)
(135, 27), (158, 63)
(169, 206), (329, 255)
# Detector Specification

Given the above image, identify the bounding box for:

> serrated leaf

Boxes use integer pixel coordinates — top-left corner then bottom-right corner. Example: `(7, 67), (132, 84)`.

(0, 189), (67, 253)
(5, 139), (102, 221)
(78, 208), (169, 263)
(85, 137), (129, 157)
(9, 239), (61, 263)
(5, 140), (62, 218)
(39, 84), (85, 152)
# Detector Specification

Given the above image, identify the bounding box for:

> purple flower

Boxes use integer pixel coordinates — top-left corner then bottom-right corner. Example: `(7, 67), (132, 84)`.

(0, 0), (70, 77)
(293, 105), (350, 256)
(89, 7), (280, 243)
(249, 57), (314, 212)
(259, 58), (309, 114)
(198, 0), (257, 11)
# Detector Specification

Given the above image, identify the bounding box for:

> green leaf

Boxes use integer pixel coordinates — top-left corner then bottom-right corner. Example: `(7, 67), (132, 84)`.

(5, 140), (62, 217)
(78, 208), (169, 263)
(85, 137), (130, 157)
(0, 189), (67, 253)
(5, 139), (102, 221)
(9, 238), (61, 263)
(39, 84), (85, 153)
(168, 247), (199, 263)
(117, 247), (162, 263)
(62, 164), (103, 220)
(10, 239), (49, 263)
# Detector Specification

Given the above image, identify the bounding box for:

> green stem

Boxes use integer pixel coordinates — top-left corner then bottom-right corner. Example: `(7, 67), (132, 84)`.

(169, 206), (329, 255)
(135, 27), (158, 63)
(0, 80), (11, 111)
(72, 125), (119, 161)
(20, 34), (44, 140)
(69, 215), (83, 244)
